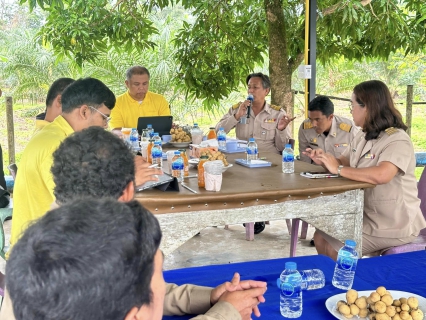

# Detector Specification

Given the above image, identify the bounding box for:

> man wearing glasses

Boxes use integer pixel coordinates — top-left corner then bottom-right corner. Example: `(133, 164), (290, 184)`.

(298, 95), (359, 164)
(9, 78), (116, 256)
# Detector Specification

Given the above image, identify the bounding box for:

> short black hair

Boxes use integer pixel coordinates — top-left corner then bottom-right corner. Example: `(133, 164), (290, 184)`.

(7, 198), (162, 320)
(126, 66), (150, 80)
(51, 126), (135, 204)
(61, 77), (116, 113)
(308, 95), (334, 117)
(45, 78), (75, 108)
(246, 72), (271, 89)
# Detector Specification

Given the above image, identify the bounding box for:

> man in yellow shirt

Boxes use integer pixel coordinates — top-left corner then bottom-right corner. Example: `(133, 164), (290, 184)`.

(110, 66), (170, 130)
(10, 77), (116, 252)
(34, 78), (75, 133)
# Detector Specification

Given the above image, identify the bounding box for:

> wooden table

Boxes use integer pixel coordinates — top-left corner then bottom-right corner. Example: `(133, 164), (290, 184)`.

(135, 152), (373, 255)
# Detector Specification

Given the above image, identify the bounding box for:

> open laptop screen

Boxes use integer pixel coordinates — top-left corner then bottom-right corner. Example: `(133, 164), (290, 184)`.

(137, 116), (173, 136)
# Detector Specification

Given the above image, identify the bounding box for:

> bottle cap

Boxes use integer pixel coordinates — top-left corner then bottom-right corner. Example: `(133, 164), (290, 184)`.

(285, 262), (297, 270)
(194, 123), (198, 126)
(345, 239), (356, 247)
(200, 155), (209, 159)
(147, 124), (152, 127)
(209, 127), (215, 129)
(154, 141), (161, 145)
(219, 127), (224, 130)
(174, 151), (181, 155)
(285, 144), (292, 148)
(249, 138), (255, 142)
(153, 132), (159, 135)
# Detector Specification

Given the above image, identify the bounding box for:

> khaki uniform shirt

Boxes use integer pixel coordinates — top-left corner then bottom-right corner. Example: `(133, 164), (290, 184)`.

(342, 128), (426, 238)
(0, 283), (241, 320)
(298, 115), (358, 163)
(216, 102), (291, 154)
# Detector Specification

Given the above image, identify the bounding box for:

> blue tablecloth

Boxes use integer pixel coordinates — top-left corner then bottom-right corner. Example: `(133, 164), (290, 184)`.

(163, 251), (426, 319)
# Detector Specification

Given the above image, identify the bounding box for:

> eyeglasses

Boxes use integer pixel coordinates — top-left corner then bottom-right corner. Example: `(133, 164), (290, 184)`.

(88, 106), (111, 123)
(348, 102), (364, 112)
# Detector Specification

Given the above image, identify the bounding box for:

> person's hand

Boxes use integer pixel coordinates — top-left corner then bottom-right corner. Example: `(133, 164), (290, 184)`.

(134, 156), (163, 186)
(218, 286), (267, 319)
(315, 152), (340, 174)
(302, 148), (325, 166)
(234, 100), (252, 121)
(277, 115), (296, 131)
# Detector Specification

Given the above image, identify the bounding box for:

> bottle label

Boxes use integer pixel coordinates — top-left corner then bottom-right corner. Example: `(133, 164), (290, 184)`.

(283, 154), (294, 162)
(247, 148), (258, 155)
(281, 282), (295, 296)
(339, 257), (355, 270)
(218, 135), (226, 141)
(172, 161), (184, 170)
(152, 149), (162, 158)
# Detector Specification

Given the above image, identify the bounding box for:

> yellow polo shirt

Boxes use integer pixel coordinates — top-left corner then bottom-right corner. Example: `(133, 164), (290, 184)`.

(9, 115), (74, 254)
(109, 91), (170, 129)
(34, 119), (50, 135)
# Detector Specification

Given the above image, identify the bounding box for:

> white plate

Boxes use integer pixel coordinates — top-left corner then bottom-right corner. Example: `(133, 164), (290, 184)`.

(169, 142), (191, 148)
(325, 290), (426, 320)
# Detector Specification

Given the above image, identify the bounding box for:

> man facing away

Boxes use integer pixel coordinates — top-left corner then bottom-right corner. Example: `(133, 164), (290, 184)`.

(109, 65), (170, 130)
(215, 72), (294, 155)
(298, 95), (359, 164)
(2, 127), (267, 320)
(34, 77), (75, 133)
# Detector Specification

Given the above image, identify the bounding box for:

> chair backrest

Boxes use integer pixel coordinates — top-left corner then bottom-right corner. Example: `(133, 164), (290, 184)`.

(0, 270), (4, 297)
(289, 138), (295, 150)
(418, 167), (426, 235)
(7, 164), (17, 180)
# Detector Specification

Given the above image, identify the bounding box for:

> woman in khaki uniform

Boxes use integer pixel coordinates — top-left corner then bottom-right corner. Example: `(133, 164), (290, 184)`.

(303, 80), (426, 260)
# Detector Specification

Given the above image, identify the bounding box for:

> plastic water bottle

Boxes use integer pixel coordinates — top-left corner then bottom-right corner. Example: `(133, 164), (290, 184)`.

(130, 128), (139, 149)
(277, 269), (325, 291)
(146, 124), (154, 138)
(246, 138), (258, 162)
(171, 151), (184, 182)
(191, 123), (204, 145)
(152, 132), (162, 144)
(282, 144), (294, 173)
(332, 239), (358, 290)
(217, 127), (227, 149)
(279, 262), (302, 318)
(151, 142), (163, 167)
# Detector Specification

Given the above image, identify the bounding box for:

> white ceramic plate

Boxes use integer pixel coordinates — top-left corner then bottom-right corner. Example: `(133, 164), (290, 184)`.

(325, 290), (426, 320)
(169, 142), (191, 148)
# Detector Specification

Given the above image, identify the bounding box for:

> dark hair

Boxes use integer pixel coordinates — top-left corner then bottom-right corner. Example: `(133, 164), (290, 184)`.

(51, 127), (135, 204)
(353, 80), (407, 140)
(126, 66), (150, 80)
(45, 78), (75, 108)
(308, 95), (334, 117)
(61, 77), (116, 113)
(246, 72), (271, 89)
(7, 198), (162, 320)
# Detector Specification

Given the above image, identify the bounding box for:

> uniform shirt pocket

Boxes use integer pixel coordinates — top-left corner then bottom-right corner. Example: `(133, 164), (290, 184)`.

(260, 122), (276, 140)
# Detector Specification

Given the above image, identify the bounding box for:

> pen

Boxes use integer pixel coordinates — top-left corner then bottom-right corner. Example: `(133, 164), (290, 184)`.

(181, 183), (198, 194)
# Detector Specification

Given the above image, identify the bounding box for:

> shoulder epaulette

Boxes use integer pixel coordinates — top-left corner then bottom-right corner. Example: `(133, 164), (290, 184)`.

(303, 121), (313, 129)
(270, 104), (282, 111)
(385, 127), (398, 135)
(232, 103), (241, 110)
(339, 123), (352, 132)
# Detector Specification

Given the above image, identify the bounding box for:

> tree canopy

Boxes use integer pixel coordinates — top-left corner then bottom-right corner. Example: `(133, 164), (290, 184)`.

(18, 0), (426, 110)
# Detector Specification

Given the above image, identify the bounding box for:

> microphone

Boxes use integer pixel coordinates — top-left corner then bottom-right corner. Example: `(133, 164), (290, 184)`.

(247, 94), (254, 119)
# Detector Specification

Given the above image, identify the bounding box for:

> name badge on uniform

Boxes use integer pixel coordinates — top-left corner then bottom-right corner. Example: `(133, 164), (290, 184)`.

(264, 118), (276, 123)
(310, 138), (317, 144)
(364, 153), (375, 159)
(334, 143), (348, 148)
(261, 130), (266, 136)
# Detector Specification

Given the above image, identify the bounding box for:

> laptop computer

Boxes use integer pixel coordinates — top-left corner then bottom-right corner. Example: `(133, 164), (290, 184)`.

(136, 173), (175, 191)
(137, 116), (173, 137)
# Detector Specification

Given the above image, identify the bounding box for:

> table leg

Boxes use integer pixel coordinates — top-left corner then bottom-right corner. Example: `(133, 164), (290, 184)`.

(245, 222), (254, 241)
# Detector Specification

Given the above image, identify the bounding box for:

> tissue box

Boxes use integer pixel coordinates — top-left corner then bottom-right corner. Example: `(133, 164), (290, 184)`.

(189, 144), (218, 158)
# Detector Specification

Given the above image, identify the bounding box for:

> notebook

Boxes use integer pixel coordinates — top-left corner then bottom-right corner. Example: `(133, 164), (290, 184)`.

(137, 116), (173, 136)
(135, 173), (178, 192)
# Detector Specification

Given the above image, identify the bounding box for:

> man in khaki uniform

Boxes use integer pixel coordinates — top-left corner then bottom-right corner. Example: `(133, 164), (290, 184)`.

(216, 73), (294, 155)
(1, 127), (267, 320)
(299, 95), (358, 164)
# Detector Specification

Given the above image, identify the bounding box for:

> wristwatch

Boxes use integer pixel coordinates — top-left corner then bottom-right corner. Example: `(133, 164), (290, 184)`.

(337, 165), (344, 177)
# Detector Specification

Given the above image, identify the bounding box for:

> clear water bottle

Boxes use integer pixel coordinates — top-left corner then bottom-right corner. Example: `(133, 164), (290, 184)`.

(152, 132), (162, 144)
(146, 124), (154, 138)
(279, 262), (302, 318)
(217, 127), (227, 149)
(171, 151), (184, 182)
(191, 123), (204, 145)
(130, 128), (139, 149)
(246, 138), (258, 162)
(277, 269), (325, 291)
(282, 144), (294, 173)
(332, 239), (358, 290)
(151, 142), (163, 167)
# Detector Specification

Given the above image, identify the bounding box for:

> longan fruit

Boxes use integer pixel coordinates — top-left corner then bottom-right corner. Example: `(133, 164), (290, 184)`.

(382, 294), (394, 306)
(346, 289), (358, 304)
(396, 307), (402, 313)
(394, 300), (402, 307)
(344, 315), (354, 319)
(371, 292), (381, 303)
(401, 303), (410, 312)
(399, 310), (410, 320)
(368, 312), (376, 320)
(407, 297), (419, 309)
(368, 296), (374, 305)
(375, 300), (387, 314)
(376, 286), (387, 296)
(337, 300), (346, 308)
(393, 314), (402, 320)
(339, 304), (351, 316)
(359, 308), (369, 318)
(355, 297), (368, 309)
(350, 304), (360, 315)
(400, 298), (408, 305)
(386, 305), (396, 317)
(375, 313), (390, 320)
(411, 309), (424, 320)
